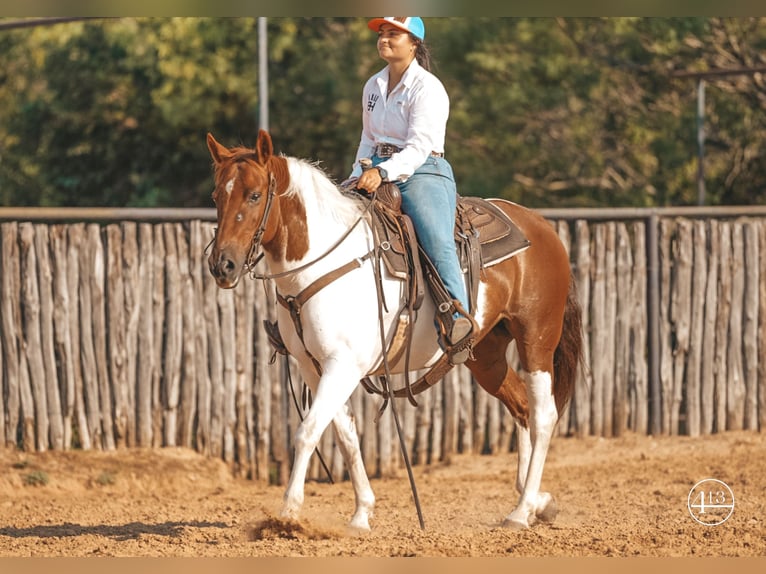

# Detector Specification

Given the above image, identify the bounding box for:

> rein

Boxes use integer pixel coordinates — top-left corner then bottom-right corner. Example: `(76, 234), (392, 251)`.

(247, 195), (375, 282)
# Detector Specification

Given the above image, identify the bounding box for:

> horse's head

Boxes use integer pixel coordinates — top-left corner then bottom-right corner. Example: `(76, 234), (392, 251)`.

(206, 129), (281, 288)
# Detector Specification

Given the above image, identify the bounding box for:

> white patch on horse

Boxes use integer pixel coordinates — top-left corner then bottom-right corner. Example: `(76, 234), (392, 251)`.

(225, 177), (235, 196)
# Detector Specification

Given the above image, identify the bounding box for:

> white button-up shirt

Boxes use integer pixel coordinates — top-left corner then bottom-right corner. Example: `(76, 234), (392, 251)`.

(349, 59), (449, 182)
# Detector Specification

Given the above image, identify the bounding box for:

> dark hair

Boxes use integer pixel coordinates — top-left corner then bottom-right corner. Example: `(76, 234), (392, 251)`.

(413, 38), (432, 72)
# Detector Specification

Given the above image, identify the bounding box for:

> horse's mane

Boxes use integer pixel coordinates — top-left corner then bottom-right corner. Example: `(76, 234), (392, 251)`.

(283, 156), (366, 226)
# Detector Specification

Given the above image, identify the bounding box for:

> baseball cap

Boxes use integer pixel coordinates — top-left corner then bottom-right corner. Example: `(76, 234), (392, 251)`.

(367, 17), (425, 41)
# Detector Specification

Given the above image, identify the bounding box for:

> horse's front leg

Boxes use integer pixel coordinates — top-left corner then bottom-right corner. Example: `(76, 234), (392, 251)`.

(332, 403), (375, 531)
(280, 356), (365, 524)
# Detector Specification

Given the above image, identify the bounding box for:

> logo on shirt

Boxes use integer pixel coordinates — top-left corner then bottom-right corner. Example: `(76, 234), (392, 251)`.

(367, 93), (379, 112)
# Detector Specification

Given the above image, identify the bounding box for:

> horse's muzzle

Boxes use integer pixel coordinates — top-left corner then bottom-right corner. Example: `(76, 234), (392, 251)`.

(208, 250), (241, 289)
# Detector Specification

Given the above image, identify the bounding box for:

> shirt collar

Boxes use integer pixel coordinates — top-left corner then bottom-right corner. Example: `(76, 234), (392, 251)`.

(399, 58), (422, 88)
(378, 58), (422, 91)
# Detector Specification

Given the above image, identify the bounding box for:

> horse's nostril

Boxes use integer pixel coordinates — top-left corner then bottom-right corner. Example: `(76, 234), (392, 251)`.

(223, 259), (235, 272)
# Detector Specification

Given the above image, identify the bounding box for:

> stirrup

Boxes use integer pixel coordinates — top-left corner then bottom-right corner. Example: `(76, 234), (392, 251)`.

(445, 301), (477, 365)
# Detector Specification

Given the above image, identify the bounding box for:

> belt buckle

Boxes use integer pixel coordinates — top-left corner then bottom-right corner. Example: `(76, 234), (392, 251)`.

(378, 143), (397, 158)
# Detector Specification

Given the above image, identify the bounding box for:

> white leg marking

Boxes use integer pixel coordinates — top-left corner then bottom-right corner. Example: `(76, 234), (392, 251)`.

(504, 370), (558, 529)
(515, 421), (531, 495)
(332, 404), (375, 531)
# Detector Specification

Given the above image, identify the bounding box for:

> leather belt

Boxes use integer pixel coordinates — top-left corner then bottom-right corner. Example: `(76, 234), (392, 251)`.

(375, 143), (444, 159)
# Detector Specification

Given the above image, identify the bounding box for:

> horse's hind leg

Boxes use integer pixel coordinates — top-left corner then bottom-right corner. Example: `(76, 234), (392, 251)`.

(503, 359), (559, 529)
(504, 373), (558, 528)
(331, 403), (375, 531)
(469, 326), (558, 529)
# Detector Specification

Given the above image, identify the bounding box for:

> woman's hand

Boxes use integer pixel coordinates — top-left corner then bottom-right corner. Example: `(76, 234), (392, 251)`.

(357, 167), (384, 194)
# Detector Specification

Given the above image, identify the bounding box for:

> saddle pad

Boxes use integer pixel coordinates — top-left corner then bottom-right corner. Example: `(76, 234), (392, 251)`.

(457, 196), (530, 269)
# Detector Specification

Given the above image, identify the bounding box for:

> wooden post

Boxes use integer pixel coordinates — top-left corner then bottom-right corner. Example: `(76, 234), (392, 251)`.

(685, 220), (708, 437)
(590, 224), (606, 437)
(88, 224), (116, 450)
(205, 244), (224, 459)
(136, 224), (155, 447)
(701, 220), (719, 434)
(670, 219), (692, 435)
(67, 225), (90, 450)
(658, 218), (674, 435)
(727, 221), (745, 430)
(630, 221), (648, 434)
(574, 221), (591, 437)
(714, 222), (732, 432)
(555, 220), (572, 435)
(49, 225), (75, 449)
(19, 223), (49, 451)
(233, 274), (255, 476)
(35, 225), (65, 450)
(614, 222), (632, 437)
(416, 379), (433, 464)
(161, 224), (182, 446)
(759, 220), (766, 433)
(217, 285), (237, 463)
(122, 222), (140, 447)
(106, 224), (128, 448)
(742, 220), (759, 430)
(1, 224), (23, 447)
(176, 224), (198, 448)
(191, 221), (213, 456)
(151, 226), (166, 447)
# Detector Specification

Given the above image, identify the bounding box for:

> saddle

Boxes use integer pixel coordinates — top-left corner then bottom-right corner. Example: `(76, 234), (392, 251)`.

(358, 182), (530, 404)
(369, 183), (530, 315)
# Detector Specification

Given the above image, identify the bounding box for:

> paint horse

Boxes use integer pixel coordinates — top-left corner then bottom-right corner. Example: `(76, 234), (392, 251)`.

(206, 130), (583, 531)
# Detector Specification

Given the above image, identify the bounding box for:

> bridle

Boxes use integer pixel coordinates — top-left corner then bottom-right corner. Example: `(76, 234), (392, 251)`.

(205, 167), (278, 275)
(243, 171), (278, 275)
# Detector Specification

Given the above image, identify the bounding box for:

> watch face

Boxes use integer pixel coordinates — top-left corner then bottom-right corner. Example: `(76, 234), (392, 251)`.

(377, 167), (388, 179)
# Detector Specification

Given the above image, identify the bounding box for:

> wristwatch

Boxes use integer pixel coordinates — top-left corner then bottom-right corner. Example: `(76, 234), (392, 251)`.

(376, 166), (388, 180)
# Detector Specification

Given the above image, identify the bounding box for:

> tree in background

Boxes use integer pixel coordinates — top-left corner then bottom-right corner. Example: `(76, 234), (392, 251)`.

(1, 17), (765, 208)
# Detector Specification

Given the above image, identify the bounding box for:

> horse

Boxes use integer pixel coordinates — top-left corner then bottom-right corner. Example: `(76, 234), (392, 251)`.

(205, 129), (583, 531)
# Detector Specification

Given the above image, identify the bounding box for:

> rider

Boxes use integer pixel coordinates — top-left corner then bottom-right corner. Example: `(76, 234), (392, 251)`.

(343, 17), (475, 364)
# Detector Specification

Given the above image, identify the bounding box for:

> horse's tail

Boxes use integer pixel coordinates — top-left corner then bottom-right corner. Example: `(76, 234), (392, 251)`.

(553, 274), (584, 417)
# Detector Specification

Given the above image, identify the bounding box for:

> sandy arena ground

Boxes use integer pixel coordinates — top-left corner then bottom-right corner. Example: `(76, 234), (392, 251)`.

(0, 430), (764, 557)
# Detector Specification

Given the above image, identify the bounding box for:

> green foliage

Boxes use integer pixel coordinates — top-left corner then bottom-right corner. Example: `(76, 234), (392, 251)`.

(1, 17), (766, 208)
(22, 470), (49, 486)
(95, 471), (117, 486)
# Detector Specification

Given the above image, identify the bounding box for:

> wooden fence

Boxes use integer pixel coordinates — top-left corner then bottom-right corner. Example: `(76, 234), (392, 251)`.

(0, 207), (764, 482)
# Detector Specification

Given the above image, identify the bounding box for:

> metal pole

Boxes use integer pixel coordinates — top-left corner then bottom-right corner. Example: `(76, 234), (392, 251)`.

(258, 17), (269, 131)
(696, 78), (706, 206)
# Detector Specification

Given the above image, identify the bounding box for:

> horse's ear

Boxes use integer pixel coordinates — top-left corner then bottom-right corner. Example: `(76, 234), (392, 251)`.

(255, 129), (273, 165)
(207, 132), (230, 165)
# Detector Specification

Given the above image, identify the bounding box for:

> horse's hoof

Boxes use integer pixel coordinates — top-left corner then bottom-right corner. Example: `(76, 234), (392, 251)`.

(348, 513), (372, 533)
(347, 522), (371, 536)
(502, 517), (529, 530)
(279, 506), (300, 521)
(537, 496), (558, 523)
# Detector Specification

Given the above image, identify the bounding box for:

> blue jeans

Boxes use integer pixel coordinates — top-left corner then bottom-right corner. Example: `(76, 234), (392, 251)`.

(372, 155), (469, 314)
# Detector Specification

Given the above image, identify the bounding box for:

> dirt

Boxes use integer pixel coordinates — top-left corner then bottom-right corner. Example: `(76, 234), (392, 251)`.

(0, 431), (764, 557)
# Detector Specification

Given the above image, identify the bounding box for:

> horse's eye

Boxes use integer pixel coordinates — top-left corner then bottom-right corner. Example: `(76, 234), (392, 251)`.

(248, 192), (262, 204)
